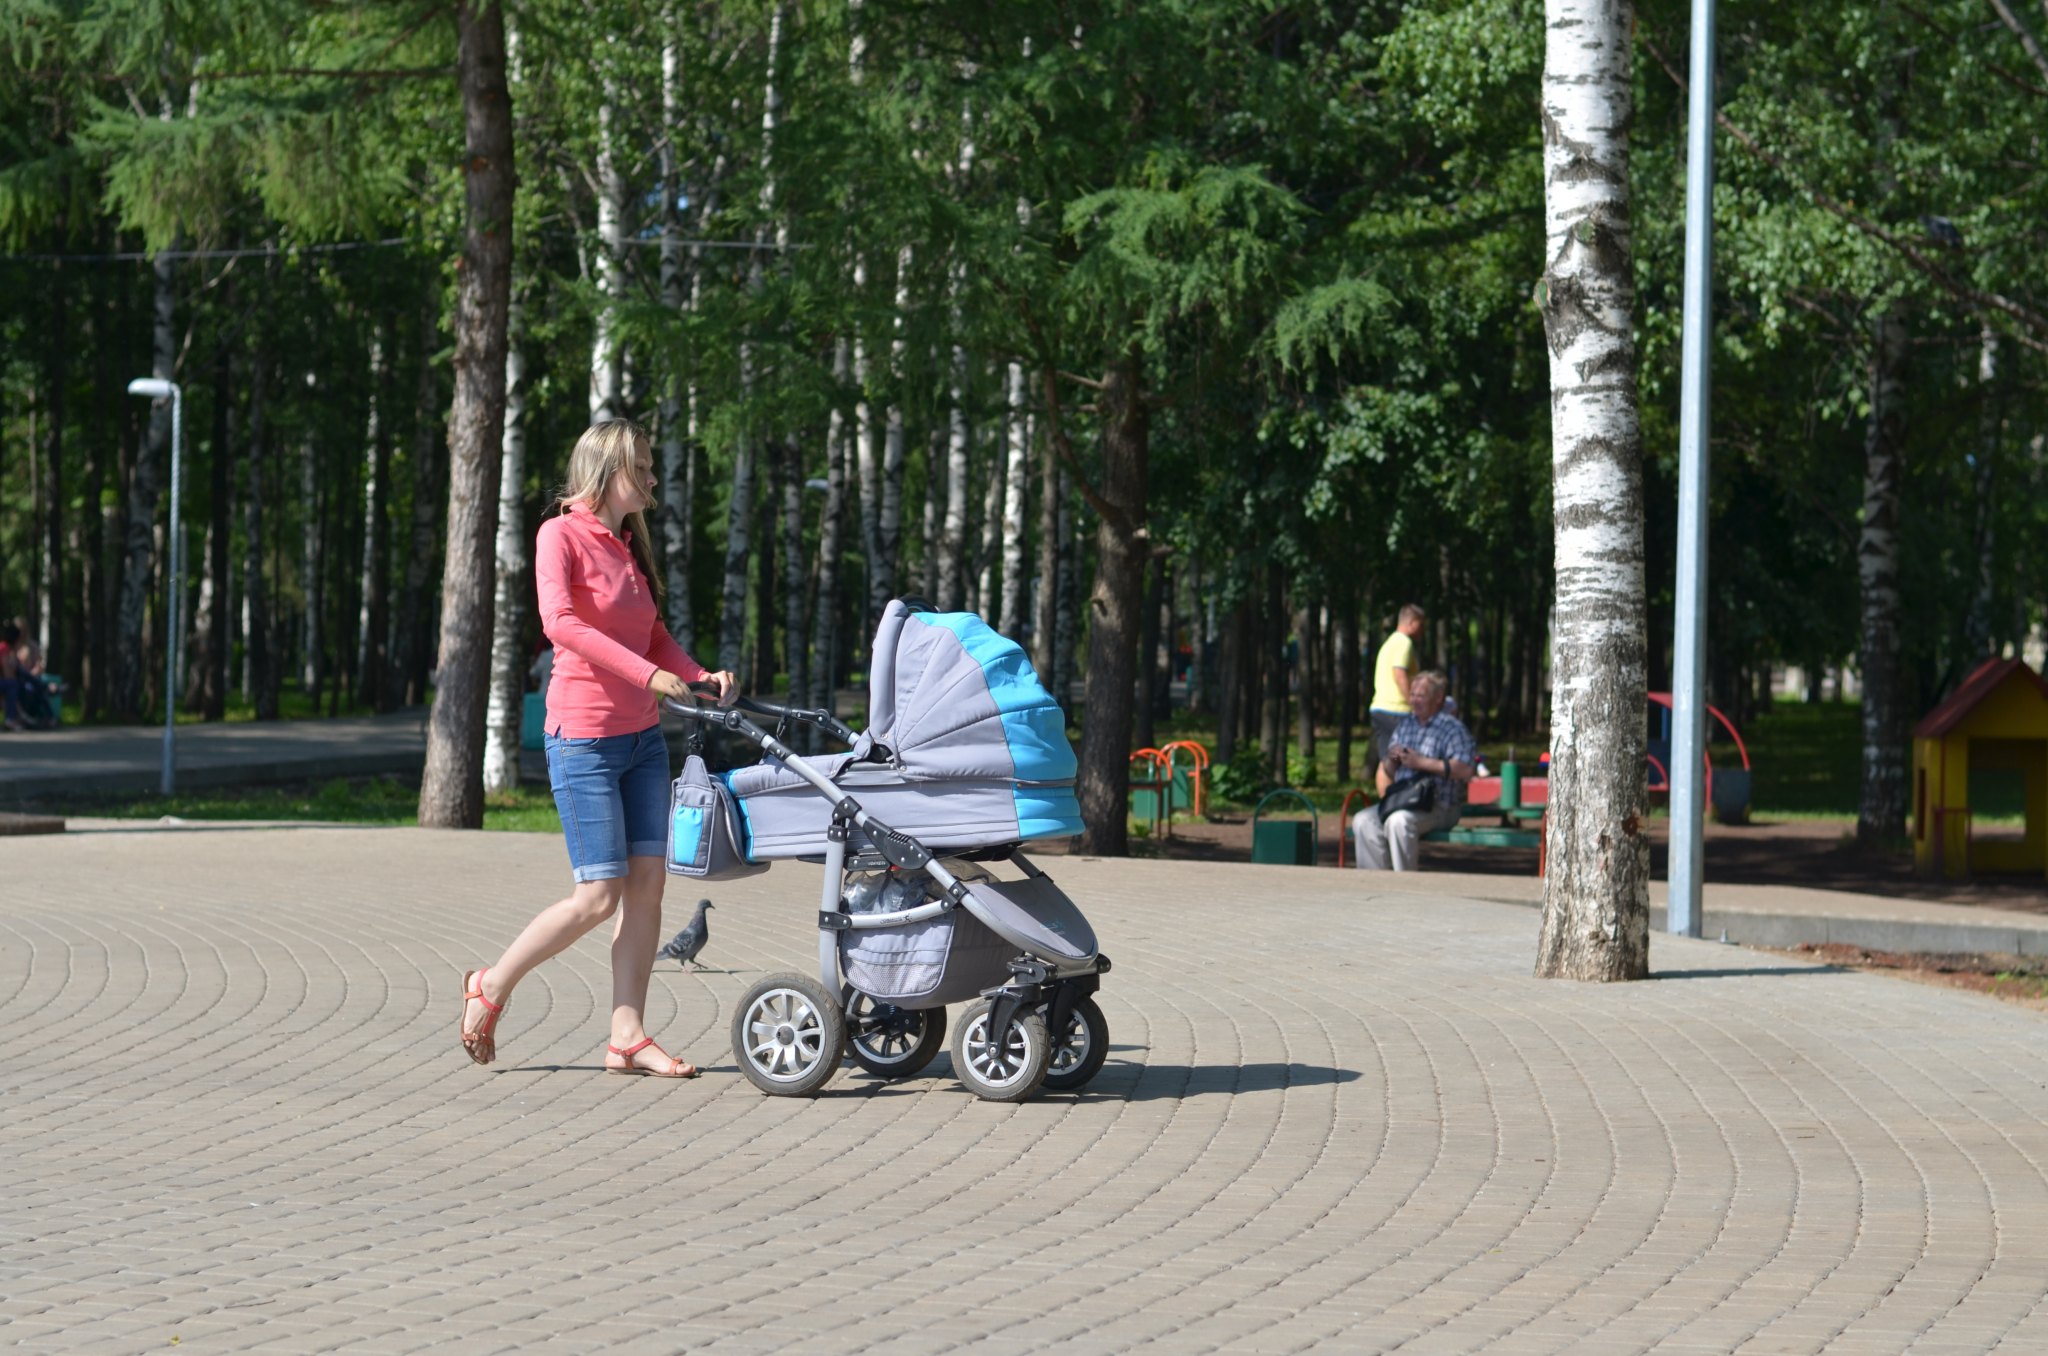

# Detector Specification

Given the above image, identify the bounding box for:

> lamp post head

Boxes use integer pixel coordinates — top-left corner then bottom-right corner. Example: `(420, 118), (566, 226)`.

(127, 378), (176, 399)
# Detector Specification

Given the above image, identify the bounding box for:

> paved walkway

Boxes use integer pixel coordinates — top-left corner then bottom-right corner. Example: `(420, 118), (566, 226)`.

(8, 831), (2048, 1353)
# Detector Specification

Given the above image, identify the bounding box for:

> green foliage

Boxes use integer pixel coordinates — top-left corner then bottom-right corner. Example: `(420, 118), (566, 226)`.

(1211, 747), (1274, 806)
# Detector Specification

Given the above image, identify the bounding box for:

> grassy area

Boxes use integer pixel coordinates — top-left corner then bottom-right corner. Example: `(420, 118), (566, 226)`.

(57, 677), (404, 726)
(1132, 698), (1874, 822)
(30, 774), (561, 833)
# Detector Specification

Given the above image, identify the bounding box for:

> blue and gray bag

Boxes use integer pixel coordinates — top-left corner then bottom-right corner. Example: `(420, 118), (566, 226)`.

(667, 752), (769, 880)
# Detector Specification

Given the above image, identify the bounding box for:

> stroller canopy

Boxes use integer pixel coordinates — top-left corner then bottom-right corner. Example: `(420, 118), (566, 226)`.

(862, 601), (1077, 788)
(723, 600), (1082, 856)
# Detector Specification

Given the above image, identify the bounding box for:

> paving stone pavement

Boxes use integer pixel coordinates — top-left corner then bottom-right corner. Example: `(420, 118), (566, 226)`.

(7, 827), (2048, 1355)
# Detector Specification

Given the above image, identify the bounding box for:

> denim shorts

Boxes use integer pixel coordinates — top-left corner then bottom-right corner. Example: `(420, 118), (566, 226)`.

(545, 725), (671, 882)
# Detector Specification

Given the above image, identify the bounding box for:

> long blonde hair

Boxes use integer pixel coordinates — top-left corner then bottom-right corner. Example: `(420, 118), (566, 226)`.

(560, 419), (664, 601)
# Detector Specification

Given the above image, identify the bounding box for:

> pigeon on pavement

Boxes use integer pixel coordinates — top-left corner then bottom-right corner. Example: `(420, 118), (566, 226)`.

(659, 900), (714, 969)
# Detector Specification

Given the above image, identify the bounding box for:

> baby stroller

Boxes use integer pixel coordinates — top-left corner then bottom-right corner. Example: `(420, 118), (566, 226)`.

(666, 600), (1111, 1104)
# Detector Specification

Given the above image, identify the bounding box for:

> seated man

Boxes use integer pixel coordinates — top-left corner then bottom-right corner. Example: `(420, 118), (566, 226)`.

(1352, 670), (1476, 871)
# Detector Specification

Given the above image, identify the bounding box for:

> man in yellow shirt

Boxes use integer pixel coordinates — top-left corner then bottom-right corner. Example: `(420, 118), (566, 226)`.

(1369, 604), (1427, 773)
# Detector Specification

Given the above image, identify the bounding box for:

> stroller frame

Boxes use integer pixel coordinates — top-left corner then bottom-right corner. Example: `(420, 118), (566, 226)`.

(664, 689), (1111, 1102)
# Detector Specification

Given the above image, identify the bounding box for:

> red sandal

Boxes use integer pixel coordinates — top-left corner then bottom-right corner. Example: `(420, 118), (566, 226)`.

(461, 969), (505, 1066)
(607, 1037), (699, 1078)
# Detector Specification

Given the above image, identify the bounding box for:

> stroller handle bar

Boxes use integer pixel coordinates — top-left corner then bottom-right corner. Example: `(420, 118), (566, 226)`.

(682, 682), (861, 746)
(660, 695), (972, 919)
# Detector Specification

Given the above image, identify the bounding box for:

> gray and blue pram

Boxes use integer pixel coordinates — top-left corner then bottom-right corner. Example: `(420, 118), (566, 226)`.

(666, 600), (1111, 1103)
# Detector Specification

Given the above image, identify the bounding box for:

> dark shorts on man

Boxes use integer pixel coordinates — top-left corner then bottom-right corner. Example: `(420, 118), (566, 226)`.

(1369, 709), (1405, 774)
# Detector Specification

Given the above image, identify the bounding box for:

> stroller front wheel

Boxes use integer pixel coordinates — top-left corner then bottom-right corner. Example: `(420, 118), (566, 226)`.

(1041, 995), (1109, 1092)
(733, 973), (846, 1096)
(952, 1001), (1050, 1103)
(843, 990), (948, 1080)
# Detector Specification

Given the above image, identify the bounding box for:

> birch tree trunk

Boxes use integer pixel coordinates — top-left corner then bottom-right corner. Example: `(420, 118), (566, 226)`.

(1075, 351), (1148, 856)
(940, 341), (971, 612)
(658, 28), (694, 651)
(357, 329), (391, 711)
(874, 245), (912, 613)
(1032, 373), (1059, 676)
(483, 295), (528, 794)
(1856, 304), (1909, 848)
(719, 0), (788, 679)
(588, 72), (626, 423)
(781, 438), (808, 705)
(199, 329), (233, 719)
(301, 419), (322, 699)
(998, 361), (1030, 639)
(420, 0), (514, 829)
(974, 383), (1004, 618)
(244, 348), (276, 720)
(1053, 465), (1077, 722)
(116, 249), (175, 719)
(1962, 325), (1998, 659)
(809, 340), (851, 738)
(1533, 0), (1650, 982)
(854, 325), (880, 606)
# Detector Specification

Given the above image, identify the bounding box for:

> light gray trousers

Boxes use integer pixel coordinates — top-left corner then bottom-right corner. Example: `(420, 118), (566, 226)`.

(1352, 801), (1463, 872)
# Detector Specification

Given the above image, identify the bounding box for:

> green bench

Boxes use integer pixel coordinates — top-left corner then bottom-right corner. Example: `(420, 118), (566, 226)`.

(1422, 801), (1543, 850)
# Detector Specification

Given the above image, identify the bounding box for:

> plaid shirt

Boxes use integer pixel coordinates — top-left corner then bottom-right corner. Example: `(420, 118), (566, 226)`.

(1386, 710), (1477, 808)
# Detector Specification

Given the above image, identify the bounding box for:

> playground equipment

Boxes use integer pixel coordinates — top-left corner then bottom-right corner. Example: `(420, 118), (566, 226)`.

(1251, 789), (1319, 866)
(1646, 692), (1753, 824)
(1161, 741), (1211, 817)
(1128, 749), (1173, 836)
(1913, 657), (2048, 880)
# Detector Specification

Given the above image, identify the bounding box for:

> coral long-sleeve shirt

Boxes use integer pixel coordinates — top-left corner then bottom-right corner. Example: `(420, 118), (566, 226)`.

(536, 502), (708, 737)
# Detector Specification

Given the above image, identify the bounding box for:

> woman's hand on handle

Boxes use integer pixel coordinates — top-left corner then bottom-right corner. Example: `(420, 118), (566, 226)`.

(701, 670), (739, 707)
(648, 668), (739, 707)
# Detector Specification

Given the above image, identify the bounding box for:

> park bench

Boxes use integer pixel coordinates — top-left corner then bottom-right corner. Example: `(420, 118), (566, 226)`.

(1336, 767), (1549, 872)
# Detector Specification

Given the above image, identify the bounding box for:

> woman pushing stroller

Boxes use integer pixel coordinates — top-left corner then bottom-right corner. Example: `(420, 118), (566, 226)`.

(459, 420), (736, 1077)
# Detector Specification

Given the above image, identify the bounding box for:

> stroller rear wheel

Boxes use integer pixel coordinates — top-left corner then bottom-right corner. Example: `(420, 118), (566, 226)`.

(843, 990), (947, 1080)
(952, 1000), (1050, 1103)
(1041, 995), (1109, 1092)
(733, 973), (845, 1096)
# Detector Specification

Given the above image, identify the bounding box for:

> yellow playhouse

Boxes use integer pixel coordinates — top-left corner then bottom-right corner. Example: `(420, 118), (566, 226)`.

(1913, 657), (2048, 879)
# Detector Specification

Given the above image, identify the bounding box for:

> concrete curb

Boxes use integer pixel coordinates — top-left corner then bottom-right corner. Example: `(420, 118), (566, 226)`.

(1450, 874), (2048, 957)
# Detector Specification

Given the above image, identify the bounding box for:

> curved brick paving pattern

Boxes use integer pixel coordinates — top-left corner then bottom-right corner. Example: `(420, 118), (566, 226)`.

(6, 828), (2048, 1353)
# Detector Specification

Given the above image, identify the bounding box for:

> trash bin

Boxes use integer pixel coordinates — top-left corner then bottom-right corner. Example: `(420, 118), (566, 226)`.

(521, 691), (545, 750)
(1251, 819), (1315, 866)
(1711, 768), (1751, 825)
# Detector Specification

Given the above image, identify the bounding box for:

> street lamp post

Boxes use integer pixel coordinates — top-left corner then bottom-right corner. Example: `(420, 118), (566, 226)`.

(1669, 0), (1717, 937)
(127, 377), (183, 796)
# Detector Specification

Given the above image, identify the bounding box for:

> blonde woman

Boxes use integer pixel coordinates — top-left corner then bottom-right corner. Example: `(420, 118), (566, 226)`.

(460, 420), (736, 1076)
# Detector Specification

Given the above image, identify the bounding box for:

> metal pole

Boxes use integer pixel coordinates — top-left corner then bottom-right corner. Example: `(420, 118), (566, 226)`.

(164, 388), (183, 796)
(1669, 0), (1716, 938)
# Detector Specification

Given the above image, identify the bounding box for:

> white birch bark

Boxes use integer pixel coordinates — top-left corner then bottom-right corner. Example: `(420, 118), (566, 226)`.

(719, 1), (788, 676)
(920, 423), (942, 600)
(781, 438), (808, 705)
(588, 62), (627, 423)
(809, 337), (852, 729)
(1856, 304), (1908, 847)
(874, 244), (912, 613)
(483, 295), (528, 794)
(1533, 0), (1649, 982)
(658, 25), (693, 652)
(354, 334), (384, 689)
(300, 412), (320, 693)
(854, 320), (881, 625)
(974, 372), (1004, 617)
(940, 338), (971, 612)
(997, 361), (1030, 638)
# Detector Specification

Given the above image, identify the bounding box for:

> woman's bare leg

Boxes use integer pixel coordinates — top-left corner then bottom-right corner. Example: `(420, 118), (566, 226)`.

(465, 878), (625, 1034)
(605, 856), (668, 1057)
